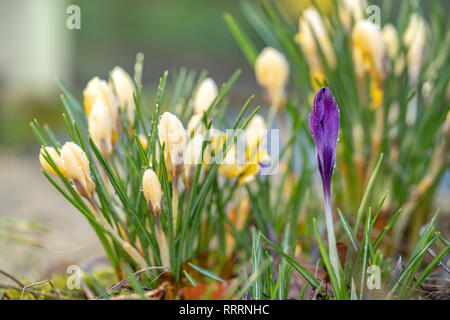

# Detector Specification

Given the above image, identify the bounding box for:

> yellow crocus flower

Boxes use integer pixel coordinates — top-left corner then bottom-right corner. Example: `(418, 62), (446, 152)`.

(39, 146), (66, 178)
(295, 7), (336, 71)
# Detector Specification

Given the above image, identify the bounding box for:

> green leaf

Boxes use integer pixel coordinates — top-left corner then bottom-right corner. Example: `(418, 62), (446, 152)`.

(223, 13), (258, 66)
(337, 208), (358, 250)
(312, 218), (345, 299)
(259, 232), (322, 292)
(183, 270), (198, 286)
(188, 263), (224, 282)
(354, 153), (384, 234)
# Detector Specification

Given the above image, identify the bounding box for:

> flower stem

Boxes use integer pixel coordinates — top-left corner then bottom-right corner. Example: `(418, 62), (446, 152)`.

(172, 176), (179, 236)
(323, 186), (341, 284)
(155, 216), (170, 268)
(88, 197), (148, 268)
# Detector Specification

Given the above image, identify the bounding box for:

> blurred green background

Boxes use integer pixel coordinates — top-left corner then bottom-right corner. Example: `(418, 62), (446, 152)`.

(0, 0), (446, 148)
(0, 0), (262, 149)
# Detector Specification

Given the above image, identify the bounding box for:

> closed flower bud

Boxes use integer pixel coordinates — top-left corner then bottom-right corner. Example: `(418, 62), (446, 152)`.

(184, 134), (204, 167)
(88, 101), (113, 156)
(255, 47), (289, 97)
(157, 112), (186, 177)
(352, 45), (366, 78)
(352, 20), (388, 82)
(382, 24), (399, 60)
(245, 115), (268, 151)
(39, 146), (66, 178)
(83, 77), (119, 125)
(403, 13), (427, 83)
(309, 87), (340, 190)
(183, 134), (204, 186)
(142, 169), (163, 215)
(295, 8), (336, 71)
(61, 142), (95, 198)
(187, 114), (206, 137)
(194, 78), (218, 115)
(218, 144), (240, 179)
(338, 0), (366, 30)
(309, 87), (341, 278)
(138, 134), (148, 151)
(110, 66), (136, 126)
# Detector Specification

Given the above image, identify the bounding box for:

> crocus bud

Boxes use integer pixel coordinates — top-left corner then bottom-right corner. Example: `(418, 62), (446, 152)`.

(110, 66), (136, 126)
(88, 101), (113, 156)
(184, 134), (204, 167)
(138, 134), (148, 151)
(61, 142), (95, 198)
(142, 169), (169, 266)
(218, 144), (240, 179)
(142, 169), (163, 215)
(194, 78), (218, 115)
(353, 20), (388, 82)
(255, 47), (289, 99)
(187, 114), (206, 137)
(245, 114), (268, 153)
(352, 45), (366, 78)
(183, 134), (204, 186)
(83, 77), (119, 125)
(157, 112), (186, 177)
(382, 24), (399, 61)
(403, 13), (427, 83)
(309, 87), (341, 280)
(309, 87), (340, 191)
(338, 0), (366, 30)
(39, 146), (66, 178)
(295, 8), (336, 71)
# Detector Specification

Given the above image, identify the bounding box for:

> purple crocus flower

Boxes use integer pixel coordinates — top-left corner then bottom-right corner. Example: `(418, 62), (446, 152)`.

(309, 87), (340, 192)
(309, 87), (341, 281)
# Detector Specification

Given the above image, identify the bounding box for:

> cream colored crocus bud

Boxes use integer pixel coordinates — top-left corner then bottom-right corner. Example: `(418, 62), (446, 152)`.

(338, 0), (366, 30)
(183, 134), (204, 186)
(352, 20), (388, 82)
(245, 115), (267, 151)
(110, 66), (136, 126)
(61, 142), (95, 198)
(295, 8), (336, 71)
(157, 112), (186, 177)
(403, 13), (427, 83)
(142, 168), (169, 266)
(142, 169), (163, 215)
(88, 101), (113, 156)
(352, 45), (366, 79)
(194, 78), (218, 115)
(83, 77), (119, 125)
(255, 47), (289, 100)
(39, 146), (66, 178)
(382, 24), (399, 60)
(218, 144), (240, 179)
(187, 114), (206, 137)
(138, 134), (148, 151)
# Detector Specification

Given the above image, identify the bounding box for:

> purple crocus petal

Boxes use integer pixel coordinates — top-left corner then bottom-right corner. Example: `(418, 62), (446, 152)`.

(309, 87), (340, 189)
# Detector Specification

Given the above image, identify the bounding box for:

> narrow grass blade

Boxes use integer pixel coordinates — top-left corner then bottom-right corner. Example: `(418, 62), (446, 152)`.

(259, 232), (322, 291)
(354, 153), (384, 234)
(188, 263), (224, 282)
